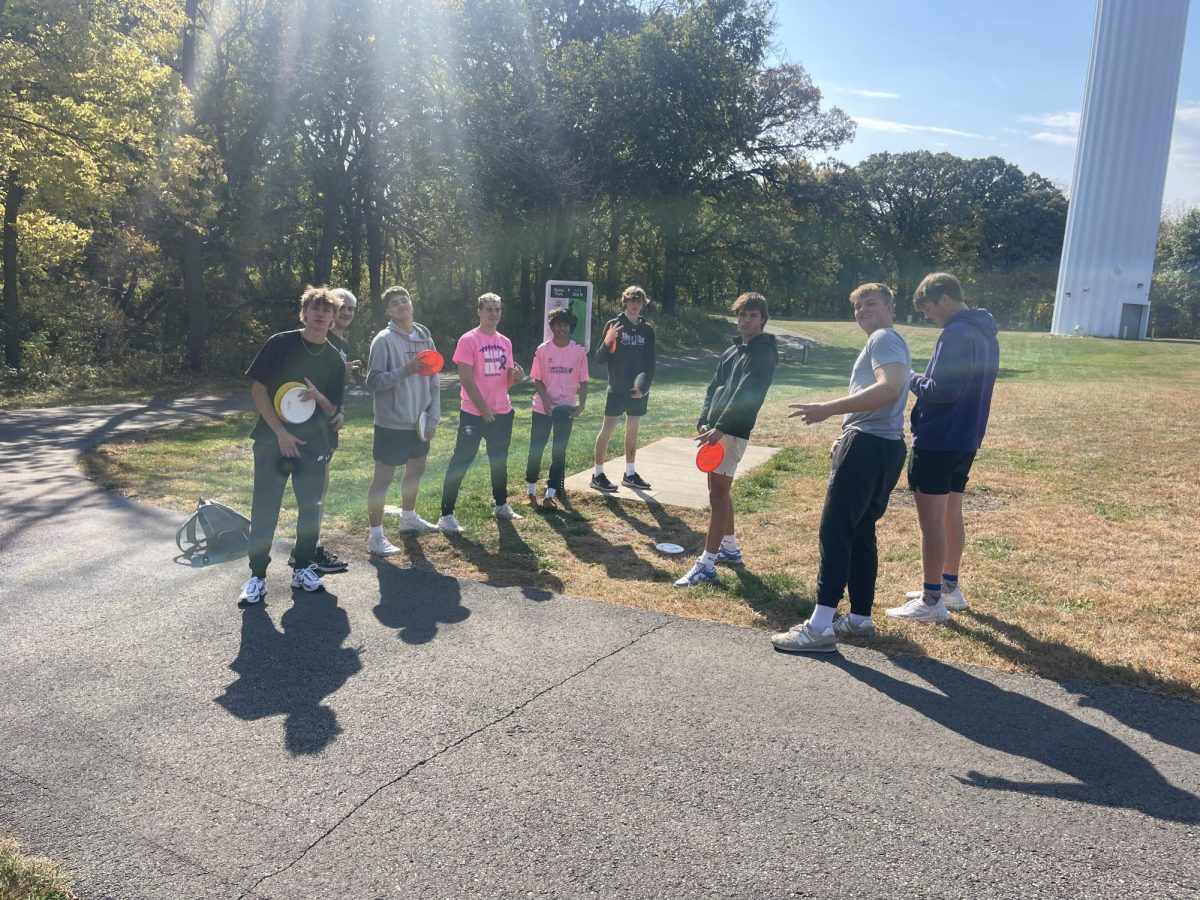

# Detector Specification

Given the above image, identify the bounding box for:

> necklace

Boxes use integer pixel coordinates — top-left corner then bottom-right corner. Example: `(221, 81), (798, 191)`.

(301, 335), (326, 357)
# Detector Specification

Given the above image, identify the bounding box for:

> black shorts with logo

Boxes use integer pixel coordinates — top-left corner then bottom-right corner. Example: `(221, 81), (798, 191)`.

(604, 390), (649, 418)
(373, 425), (430, 466)
(907, 448), (977, 495)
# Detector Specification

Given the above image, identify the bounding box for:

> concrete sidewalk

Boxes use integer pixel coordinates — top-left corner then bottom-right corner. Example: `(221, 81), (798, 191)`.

(1, 400), (1198, 899)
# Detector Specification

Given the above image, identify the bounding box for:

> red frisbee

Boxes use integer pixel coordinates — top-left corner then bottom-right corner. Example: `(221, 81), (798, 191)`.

(415, 350), (444, 375)
(696, 442), (725, 473)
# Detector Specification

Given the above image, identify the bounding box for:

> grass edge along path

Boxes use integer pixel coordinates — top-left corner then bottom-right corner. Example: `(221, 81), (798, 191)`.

(0, 836), (77, 900)
(80, 321), (1200, 701)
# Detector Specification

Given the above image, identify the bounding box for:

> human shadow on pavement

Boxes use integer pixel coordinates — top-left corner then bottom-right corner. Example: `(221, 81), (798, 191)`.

(835, 653), (1200, 824)
(216, 590), (362, 755)
(729, 568), (815, 631)
(441, 520), (564, 597)
(538, 504), (673, 584)
(371, 539), (471, 644)
(948, 610), (1200, 757)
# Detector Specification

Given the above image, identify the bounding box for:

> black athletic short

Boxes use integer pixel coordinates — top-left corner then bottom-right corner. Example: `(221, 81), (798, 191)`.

(604, 390), (649, 418)
(373, 425), (430, 466)
(907, 448), (977, 495)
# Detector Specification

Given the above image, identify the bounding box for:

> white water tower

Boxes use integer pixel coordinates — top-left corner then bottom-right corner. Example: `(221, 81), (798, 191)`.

(1051, 0), (1190, 339)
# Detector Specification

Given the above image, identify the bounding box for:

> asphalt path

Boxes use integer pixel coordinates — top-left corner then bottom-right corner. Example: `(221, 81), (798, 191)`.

(1, 400), (1197, 899)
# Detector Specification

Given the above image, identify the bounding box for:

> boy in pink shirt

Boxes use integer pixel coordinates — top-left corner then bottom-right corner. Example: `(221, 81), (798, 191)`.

(524, 307), (589, 509)
(437, 293), (526, 534)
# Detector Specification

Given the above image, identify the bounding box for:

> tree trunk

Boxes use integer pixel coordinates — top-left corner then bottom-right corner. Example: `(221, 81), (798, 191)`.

(180, 0), (208, 371)
(660, 221), (681, 314)
(3, 168), (25, 369)
(314, 179), (339, 286)
(365, 194), (383, 317)
(605, 201), (622, 302)
(349, 200), (363, 298)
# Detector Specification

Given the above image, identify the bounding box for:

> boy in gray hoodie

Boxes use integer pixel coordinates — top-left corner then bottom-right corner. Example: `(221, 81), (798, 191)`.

(365, 286), (442, 555)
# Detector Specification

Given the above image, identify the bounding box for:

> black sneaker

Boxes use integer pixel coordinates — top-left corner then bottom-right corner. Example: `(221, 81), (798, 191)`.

(312, 546), (349, 574)
(590, 473), (618, 493)
(622, 472), (651, 490)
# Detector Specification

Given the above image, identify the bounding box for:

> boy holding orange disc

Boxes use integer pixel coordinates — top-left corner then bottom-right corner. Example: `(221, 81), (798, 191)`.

(364, 286), (443, 555)
(675, 292), (777, 588)
(238, 286), (346, 606)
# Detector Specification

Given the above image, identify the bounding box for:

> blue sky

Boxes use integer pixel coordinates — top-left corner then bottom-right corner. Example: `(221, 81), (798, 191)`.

(772, 0), (1200, 211)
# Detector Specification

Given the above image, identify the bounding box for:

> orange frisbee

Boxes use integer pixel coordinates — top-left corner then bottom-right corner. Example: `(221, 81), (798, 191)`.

(415, 350), (444, 375)
(696, 442), (725, 473)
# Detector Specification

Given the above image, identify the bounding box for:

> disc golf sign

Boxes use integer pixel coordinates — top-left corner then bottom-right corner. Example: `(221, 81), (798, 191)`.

(544, 281), (593, 350)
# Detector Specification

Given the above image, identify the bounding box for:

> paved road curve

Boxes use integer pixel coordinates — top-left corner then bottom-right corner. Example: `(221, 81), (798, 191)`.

(1, 400), (1198, 899)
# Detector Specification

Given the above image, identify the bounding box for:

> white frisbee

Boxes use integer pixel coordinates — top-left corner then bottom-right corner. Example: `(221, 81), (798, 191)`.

(655, 542), (685, 555)
(274, 382), (315, 424)
(418, 411), (428, 440)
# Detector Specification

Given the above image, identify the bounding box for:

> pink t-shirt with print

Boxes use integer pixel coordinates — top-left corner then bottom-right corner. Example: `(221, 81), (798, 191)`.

(453, 327), (513, 416)
(530, 339), (589, 415)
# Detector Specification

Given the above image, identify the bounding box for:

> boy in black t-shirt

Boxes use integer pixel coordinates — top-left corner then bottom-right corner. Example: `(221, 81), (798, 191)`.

(238, 286), (346, 606)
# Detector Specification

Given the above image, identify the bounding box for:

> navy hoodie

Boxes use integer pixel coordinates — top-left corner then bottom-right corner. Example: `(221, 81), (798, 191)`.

(909, 308), (1000, 451)
(698, 331), (779, 440)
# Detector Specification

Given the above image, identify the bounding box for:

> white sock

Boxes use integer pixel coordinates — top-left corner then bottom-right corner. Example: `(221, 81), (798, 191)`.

(401, 508), (415, 518)
(849, 613), (872, 627)
(594, 464), (605, 477)
(369, 525), (383, 540)
(700, 550), (718, 568)
(721, 534), (738, 551)
(544, 487), (557, 499)
(809, 605), (835, 632)
(315, 540), (323, 549)
(526, 482), (537, 496)
(626, 462), (636, 477)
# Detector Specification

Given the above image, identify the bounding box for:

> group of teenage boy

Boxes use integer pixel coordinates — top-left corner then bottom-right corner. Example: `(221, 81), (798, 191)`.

(237, 274), (1000, 657)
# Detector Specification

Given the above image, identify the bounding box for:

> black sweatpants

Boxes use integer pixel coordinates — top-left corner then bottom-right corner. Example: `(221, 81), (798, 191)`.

(816, 430), (907, 615)
(441, 410), (515, 515)
(525, 408), (574, 491)
(248, 440), (329, 577)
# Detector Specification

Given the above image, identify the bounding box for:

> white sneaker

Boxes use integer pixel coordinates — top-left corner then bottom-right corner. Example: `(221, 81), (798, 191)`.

(396, 512), (439, 533)
(437, 514), (463, 534)
(290, 563), (325, 593)
(368, 534), (402, 556)
(885, 596), (949, 623)
(906, 587), (968, 610)
(832, 615), (876, 638)
(238, 575), (267, 605)
(494, 504), (523, 521)
(771, 621), (837, 653)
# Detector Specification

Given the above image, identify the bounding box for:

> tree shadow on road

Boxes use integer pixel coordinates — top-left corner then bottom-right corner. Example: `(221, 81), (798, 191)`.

(834, 652), (1200, 824)
(216, 589), (361, 755)
(371, 537), (471, 644)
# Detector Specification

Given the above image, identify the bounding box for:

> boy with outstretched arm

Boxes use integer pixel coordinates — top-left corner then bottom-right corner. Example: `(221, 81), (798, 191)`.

(238, 286), (346, 606)
(525, 306), (589, 509)
(771, 283), (910, 652)
(675, 293), (778, 588)
(591, 285), (655, 492)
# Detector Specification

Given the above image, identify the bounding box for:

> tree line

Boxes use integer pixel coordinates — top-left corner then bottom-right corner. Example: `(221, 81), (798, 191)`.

(5, 0), (1187, 390)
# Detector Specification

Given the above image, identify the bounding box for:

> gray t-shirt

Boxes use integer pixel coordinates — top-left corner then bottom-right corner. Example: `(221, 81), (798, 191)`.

(842, 327), (911, 440)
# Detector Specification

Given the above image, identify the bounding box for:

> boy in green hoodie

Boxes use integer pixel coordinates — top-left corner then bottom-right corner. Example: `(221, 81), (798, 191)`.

(675, 292), (778, 588)
(365, 286), (442, 555)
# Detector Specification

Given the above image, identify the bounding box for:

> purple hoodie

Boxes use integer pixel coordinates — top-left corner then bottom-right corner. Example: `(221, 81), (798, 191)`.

(909, 308), (1000, 451)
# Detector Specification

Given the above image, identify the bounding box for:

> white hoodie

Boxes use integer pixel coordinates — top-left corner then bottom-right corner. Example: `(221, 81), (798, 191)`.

(366, 320), (441, 430)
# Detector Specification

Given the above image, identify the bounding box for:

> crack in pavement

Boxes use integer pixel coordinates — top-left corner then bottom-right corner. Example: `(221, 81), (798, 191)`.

(236, 618), (674, 899)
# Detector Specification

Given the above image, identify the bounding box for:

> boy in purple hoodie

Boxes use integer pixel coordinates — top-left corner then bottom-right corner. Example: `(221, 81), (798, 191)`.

(886, 272), (1000, 623)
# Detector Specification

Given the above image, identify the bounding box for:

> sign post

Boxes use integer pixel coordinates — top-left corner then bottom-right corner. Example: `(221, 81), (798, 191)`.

(543, 280), (593, 350)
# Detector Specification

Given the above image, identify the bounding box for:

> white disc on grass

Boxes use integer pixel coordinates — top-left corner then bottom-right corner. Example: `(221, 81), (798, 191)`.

(655, 542), (685, 555)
